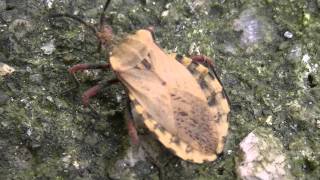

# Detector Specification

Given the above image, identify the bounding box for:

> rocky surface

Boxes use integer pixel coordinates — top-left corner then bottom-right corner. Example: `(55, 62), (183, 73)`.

(0, 0), (319, 179)
(237, 128), (293, 180)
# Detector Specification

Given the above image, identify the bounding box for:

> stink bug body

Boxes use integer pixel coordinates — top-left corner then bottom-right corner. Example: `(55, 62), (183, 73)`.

(53, 0), (230, 164)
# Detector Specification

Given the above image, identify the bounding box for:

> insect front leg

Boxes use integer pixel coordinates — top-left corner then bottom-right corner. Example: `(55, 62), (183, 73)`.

(62, 63), (111, 95)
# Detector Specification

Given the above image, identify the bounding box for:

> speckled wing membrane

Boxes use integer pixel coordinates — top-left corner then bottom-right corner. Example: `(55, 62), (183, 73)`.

(129, 55), (230, 163)
(174, 55), (230, 156)
(129, 56), (230, 163)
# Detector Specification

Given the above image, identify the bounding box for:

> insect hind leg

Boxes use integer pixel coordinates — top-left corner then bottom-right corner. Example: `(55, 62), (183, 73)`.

(68, 63), (110, 74)
(124, 105), (140, 146)
(191, 55), (215, 67)
(68, 63), (110, 87)
(81, 78), (119, 107)
(61, 63), (111, 95)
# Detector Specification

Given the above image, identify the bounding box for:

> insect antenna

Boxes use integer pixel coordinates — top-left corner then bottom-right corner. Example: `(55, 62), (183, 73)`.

(48, 13), (98, 36)
(97, 0), (112, 52)
(99, 0), (112, 31)
(48, 0), (113, 51)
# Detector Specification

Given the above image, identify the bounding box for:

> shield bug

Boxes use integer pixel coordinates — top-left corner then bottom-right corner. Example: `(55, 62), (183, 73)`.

(51, 0), (230, 163)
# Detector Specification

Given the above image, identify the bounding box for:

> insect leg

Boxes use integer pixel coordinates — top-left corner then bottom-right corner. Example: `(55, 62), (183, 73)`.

(191, 55), (215, 67)
(81, 78), (118, 107)
(62, 63), (111, 94)
(48, 13), (97, 35)
(68, 63), (110, 74)
(124, 106), (165, 179)
(61, 63), (109, 95)
(124, 107), (140, 146)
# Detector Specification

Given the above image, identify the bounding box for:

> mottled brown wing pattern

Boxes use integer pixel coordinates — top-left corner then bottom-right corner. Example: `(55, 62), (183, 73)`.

(175, 55), (230, 154)
(129, 93), (220, 163)
(128, 54), (230, 163)
(170, 90), (219, 154)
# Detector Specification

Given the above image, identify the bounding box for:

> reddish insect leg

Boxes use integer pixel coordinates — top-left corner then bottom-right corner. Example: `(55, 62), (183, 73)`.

(82, 84), (102, 107)
(81, 78), (119, 107)
(191, 55), (215, 67)
(127, 116), (140, 145)
(124, 107), (140, 146)
(65, 63), (111, 93)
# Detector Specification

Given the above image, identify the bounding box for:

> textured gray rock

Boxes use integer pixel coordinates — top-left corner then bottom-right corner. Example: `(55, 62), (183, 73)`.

(237, 128), (293, 180)
(0, 0), (320, 179)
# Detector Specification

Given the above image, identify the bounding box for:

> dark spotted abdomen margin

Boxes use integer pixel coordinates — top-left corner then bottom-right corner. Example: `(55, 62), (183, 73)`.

(175, 54), (230, 154)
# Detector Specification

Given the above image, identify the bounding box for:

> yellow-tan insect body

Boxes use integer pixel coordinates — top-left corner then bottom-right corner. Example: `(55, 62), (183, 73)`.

(109, 30), (230, 163)
(52, 0), (229, 164)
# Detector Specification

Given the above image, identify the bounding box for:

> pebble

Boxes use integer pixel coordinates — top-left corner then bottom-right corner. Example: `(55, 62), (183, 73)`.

(284, 31), (293, 39)
(0, 62), (15, 76)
